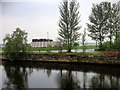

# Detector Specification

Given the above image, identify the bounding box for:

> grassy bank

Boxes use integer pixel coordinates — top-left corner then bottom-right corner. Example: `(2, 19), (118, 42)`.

(1, 45), (120, 66)
(1, 50), (120, 65)
(0, 48), (2, 54)
(75, 45), (97, 49)
(2, 56), (120, 66)
(29, 45), (97, 51)
(0, 48), (2, 51)
(0, 45), (97, 53)
(29, 51), (101, 56)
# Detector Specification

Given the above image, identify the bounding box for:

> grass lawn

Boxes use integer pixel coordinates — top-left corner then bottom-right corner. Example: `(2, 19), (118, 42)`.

(30, 51), (101, 56)
(32, 47), (56, 51)
(1, 45), (100, 55)
(0, 48), (3, 54)
(0, 48), (2, 51)
(30, 45), (97, 51)
(74, 45), (97, 49)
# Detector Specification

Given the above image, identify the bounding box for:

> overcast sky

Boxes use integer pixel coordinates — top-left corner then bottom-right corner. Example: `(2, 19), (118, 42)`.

(0, 0), (119, 44)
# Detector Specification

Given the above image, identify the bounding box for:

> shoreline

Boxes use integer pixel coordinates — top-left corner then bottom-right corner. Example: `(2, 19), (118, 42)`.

(1, 52), (120, 66)
(2, 58), (120, 66)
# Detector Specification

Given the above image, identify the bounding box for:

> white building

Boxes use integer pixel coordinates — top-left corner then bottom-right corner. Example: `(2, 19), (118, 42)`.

(30, 39), (54, 48)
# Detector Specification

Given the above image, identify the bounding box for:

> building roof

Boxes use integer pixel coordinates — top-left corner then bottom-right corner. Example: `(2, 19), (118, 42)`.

(32, 39), (53, 42)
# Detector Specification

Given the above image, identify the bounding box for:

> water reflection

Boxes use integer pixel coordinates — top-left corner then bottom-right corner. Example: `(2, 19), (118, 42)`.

(2, 61), (120, 89)
(46, 69), (52, 77)
(57, 70), (80, 90)
(89, 74), (120, 89)
(3, 62), (33, 90)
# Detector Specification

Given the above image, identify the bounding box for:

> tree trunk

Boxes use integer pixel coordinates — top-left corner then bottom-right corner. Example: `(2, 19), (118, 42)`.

(115, 32), (118, 42)
(96, 40), (98, 48)
(109, 30), (113, 48)
(99, 38), (102, 49)
(99, 30), (102, 49)
(110, 36), (112, 48)
(67, 49), (71, 52)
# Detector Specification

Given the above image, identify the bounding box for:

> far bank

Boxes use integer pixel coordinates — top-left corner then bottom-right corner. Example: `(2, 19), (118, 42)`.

(1, 51), (120, 66)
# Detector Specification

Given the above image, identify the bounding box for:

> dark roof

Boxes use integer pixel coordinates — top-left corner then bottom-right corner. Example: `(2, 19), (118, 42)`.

(32, 39), (53, 42)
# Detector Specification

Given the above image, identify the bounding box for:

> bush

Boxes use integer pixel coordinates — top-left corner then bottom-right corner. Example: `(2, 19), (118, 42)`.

(54, 38), (64, 53)
(114, 33), (120, 50)
(46, 45), (52, 53)
(3, 28), (28, 60)
(100, 41), (114, 50)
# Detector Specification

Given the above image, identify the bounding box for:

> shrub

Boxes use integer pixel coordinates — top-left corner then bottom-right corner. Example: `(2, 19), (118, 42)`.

(100, 41), (114, 50)
(3, 28), (28, 60)
(114, 33), (120, 50)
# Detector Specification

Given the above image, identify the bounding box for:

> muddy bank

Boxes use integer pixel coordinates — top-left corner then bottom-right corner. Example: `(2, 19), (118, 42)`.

(1, 53), (120, 65)
(23, 53), (120, 60)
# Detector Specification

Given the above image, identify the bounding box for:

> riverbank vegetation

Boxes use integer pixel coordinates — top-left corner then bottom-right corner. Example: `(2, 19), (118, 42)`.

(29, 52), (100, 56)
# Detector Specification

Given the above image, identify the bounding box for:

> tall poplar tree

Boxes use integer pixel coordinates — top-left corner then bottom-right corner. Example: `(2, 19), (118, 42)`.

(58, 0), (81, 52)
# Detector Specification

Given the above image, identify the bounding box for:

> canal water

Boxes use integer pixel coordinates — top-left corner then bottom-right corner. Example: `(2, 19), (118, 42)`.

(1, 61), (120, 89)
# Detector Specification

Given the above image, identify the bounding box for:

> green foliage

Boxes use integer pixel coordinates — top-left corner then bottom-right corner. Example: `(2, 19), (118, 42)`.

(78, 45), (96, 49)
(31, 47), (55, 51)
(73, 42), (79, 52)
(54, 38), (64, 53)
(30, 45), (96, 52)
(26, 44), (32, 53)
(3, 28), (28, 60)
(87, 2), (120, 49)
(46, 44), (52, 53)
(0, 48), (2, 52)
(87, 2), (109, 48)
(58, 0), (81, 52)
(114, 32), (120, 50)
(99, 32), (120, 50)
(100, 41), (114, 50)
(81, 29), (87, 53)
(107, 3), (120, 48)
(74, 42), (79, 47)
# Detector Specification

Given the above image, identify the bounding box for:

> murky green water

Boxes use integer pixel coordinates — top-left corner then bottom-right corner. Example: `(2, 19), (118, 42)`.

(1, 61), (120, 89)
